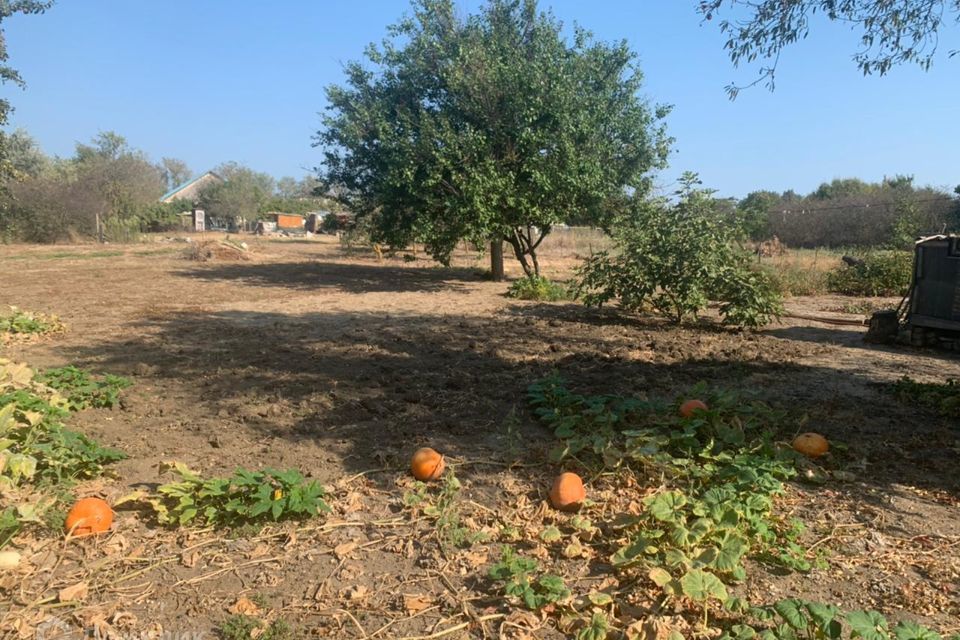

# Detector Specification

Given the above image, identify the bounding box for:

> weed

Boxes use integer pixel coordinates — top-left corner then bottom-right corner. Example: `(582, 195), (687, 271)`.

(403, 470), (484, 548)
(506, 275), (574, 301)
(36, 366), (132, 410)
(0, 307), (63, 338)
(488, 546), (571, 610)
(218, 616), (294, 640)
(889, 376), (960, 417)
(146, 462), (330, 527)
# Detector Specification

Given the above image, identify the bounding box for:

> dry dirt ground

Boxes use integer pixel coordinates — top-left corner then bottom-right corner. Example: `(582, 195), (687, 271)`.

(0, 236), (957, 639)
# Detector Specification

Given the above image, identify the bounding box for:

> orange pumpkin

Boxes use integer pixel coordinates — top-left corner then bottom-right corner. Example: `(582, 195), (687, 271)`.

(411, 447), (445, 481)
(65, 497), (113, 537)
(792, 433), (829, 458)
(679, 399), (708, 418)
(549, 472), (586, 511)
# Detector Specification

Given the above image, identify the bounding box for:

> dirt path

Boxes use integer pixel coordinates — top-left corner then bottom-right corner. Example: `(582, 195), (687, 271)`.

(1, 239), (957, 638)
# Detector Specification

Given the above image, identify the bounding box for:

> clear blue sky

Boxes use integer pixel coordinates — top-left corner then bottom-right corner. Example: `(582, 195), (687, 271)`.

(4, 1), (959, 199)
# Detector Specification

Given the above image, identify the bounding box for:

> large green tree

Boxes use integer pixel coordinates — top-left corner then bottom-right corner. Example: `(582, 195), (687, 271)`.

(698, 1), (960, 96)
(0, 1), (52, 184)
(316, 0), (671, 277)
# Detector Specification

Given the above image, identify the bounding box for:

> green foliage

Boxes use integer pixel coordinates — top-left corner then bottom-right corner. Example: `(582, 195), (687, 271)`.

(36, 366), (132, 411)
(698, 1), (960, 94)
(218, 616), (295, 640)
(528, 375), (811, 601)
(403, 471), (483, 548)
(149, 462), (329, 528)
(889, 377), (960, 417)
(488, 546), (571, 610)
(317, 0), (670, 276)
(826, 251), (912, 296)
(506, 276), (573, 302)
(0, 307), (63, 338)
(719, 598), (947, 640)
(578, 174), (782, 327)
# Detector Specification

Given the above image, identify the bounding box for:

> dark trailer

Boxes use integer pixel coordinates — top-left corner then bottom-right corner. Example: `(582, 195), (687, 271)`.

(873, 234), (960, 347)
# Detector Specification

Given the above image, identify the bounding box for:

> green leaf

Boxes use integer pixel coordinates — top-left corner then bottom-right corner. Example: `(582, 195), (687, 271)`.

(540, 526), (562, 543)
(679, 569), (727, 603)
(892, 621), (941, 640)
(773, 599), (808, 630)
(644, 491), (687, 522)
(846, 610), (890, 640)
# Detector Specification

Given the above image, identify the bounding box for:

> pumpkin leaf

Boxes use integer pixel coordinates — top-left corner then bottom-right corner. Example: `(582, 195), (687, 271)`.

(679, 568), (727, 603)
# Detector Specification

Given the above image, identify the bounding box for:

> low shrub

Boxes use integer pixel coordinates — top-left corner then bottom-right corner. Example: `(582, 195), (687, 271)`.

(506, 276), (573, 301)
(578, 175), (782, 327)
(0, 307), (63, 340)
(826, 251), (912, 296)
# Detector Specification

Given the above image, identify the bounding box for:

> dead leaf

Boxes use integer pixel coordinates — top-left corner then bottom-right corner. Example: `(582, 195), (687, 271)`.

(334, 541), (358, 559)
(58, 581), (89, 602)
(180, 549), (200, 568)
(229, 596), (261, 615)
(403, 594), (433, 613)
(248, 543), (272, 559)
(463, 550), (488, 569)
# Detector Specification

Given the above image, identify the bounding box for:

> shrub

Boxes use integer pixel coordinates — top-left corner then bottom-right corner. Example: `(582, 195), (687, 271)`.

(578, 174), (782, 328)
(506, 276), (573, 302)
(826, 251), (912, 296)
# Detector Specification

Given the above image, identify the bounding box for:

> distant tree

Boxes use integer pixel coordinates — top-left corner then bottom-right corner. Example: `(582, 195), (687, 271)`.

(198, 162), (275, 220)
(736, 190), (780, 240)
(317, 0), (671, 277)
(6, 128), (48, 178)
(0, 1), (53, 184)
(698, 0), (960, 96)
(276, 176), (300, 199)
(158, 157), (192, 192)
(75, 131), (131, 163)
(812, 178), (872, 200)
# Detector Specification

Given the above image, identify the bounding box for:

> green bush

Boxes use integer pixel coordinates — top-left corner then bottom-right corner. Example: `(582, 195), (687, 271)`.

(506, 276), (573, 302)
(826, 251), (912, 296)
(578, 174), (782, 328)
(36, 366), (132, 411)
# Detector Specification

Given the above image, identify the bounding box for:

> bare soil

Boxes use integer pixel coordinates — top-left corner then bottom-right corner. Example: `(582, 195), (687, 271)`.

(1, 237), (957, 639)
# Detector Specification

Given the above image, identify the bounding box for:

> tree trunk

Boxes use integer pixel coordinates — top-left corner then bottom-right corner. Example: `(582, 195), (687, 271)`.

(490, 240), (505, 281)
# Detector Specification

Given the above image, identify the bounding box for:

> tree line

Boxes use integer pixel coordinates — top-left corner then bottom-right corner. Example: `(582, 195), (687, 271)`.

(0, 129), (339, 243)
(734, 176), (960, 248)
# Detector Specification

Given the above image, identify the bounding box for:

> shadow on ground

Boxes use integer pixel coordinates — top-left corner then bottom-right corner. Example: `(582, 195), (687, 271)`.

(176, 260), (486, 294)
(59, 303), (960, 503)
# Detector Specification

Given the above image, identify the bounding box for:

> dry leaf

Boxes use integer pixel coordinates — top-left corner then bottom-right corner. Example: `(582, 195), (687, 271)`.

(463, 550), (488, 569)
(229, 596), (261, 615)
(403, 594), (433, 613)
(248, 543), (272, 559)
(180, 549), (200, 568)
(58, 581), (89, 602)
(334, 541), (358, 559)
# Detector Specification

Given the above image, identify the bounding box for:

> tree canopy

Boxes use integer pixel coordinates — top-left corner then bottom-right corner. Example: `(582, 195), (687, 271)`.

(316, 0), (671, 277)
(698, 0), (960, 96)
(0, 1), (52, 184)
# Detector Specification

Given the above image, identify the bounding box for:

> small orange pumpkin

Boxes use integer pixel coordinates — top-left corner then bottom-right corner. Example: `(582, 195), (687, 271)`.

(679, 399), (708, 418)
(65, 497), (113, 537)
(411, 447), (445, 481)
(792, 433), (829, 458)
(549, 472), (586, 511)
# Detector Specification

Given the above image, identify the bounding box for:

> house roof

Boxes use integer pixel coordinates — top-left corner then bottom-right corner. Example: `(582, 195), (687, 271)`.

(160, 171), (224, 202)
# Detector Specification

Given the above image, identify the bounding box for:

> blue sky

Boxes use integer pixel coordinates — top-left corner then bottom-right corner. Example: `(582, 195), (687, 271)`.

(4, 1), (959, 198)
